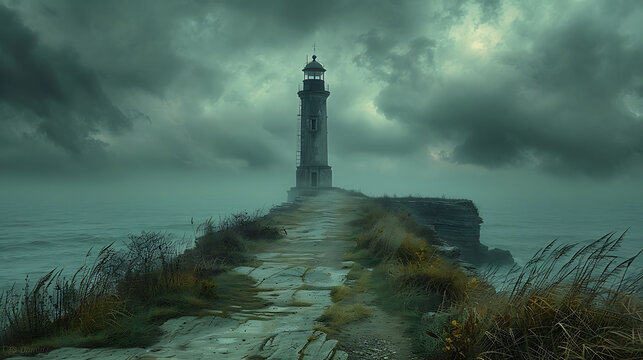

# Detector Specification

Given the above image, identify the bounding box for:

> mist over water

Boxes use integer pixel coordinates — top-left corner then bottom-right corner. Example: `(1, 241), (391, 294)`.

(0, 178), (286, 291)
(1, 178), (641, 292)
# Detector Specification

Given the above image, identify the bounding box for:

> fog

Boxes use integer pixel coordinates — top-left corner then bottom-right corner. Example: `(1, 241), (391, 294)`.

(1, 0), (642, 225)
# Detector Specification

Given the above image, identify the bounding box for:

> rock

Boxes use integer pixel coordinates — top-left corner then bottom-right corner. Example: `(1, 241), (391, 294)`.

(303, 267), (348, 287)
(486, 247), (514, 265)
(233, 266), (256, 275)
(260, 330), (312, 359)
(331, 351), (349, 360)
(383, 197), (514, 266)
(255, 266), (308, 288)
(434, 245), (460, 258)
(293, 289), (333, 308)
(300, 331), (341, 360)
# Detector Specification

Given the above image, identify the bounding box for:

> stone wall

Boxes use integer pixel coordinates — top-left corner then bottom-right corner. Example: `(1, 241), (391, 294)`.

(381, 197), (513, 266)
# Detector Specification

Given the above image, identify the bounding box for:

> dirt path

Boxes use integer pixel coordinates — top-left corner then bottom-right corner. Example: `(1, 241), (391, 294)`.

(11, 191), (419, 360)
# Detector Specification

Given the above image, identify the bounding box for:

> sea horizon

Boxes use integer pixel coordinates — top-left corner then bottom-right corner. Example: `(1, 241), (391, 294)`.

(2, 189), (640, 292)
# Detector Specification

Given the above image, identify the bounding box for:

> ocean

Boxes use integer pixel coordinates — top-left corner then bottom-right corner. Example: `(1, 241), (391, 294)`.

(1, 191), (641, 291)
(478, 198), (642, 267)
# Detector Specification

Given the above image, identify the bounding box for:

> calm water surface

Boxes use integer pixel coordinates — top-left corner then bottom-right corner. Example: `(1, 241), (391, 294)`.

(1, 192), (641, 291)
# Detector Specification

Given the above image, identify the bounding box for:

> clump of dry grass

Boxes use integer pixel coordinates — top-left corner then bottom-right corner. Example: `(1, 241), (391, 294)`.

(393, 259), (470, 303)
(289, 301), (314, 307)
(343, 249), (372, 262)
(438, 233), (643, 360)
(352, 202), (469, 305)
(330, 286), (353, 303)
(357, 212), (435, 263)
(318, 303), (372, 329)
(313, 325), (336, 335)
(346, 264), (371, 292)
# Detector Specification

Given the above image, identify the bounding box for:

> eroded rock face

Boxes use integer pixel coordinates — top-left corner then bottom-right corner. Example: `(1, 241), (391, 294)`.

(382, 197), (514, 266)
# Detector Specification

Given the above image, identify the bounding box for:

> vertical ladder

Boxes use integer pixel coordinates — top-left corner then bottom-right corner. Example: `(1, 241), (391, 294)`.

(296, 99), (302, 167)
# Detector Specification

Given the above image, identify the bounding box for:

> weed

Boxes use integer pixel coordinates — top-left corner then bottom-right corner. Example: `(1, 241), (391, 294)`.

(289, 301), (314, 307)
(351, 201), (468, 304)
(318, 303), (372, 329)
(440, 233), (643, 360)
(330, 286), (353, 303)
(394, 260), (469, 302)
(346, 264), (371, 292)
(312, 325), (336, 335)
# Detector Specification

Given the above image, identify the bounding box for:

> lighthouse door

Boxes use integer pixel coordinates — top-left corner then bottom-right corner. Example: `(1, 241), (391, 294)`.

(311, 172), (318, 187)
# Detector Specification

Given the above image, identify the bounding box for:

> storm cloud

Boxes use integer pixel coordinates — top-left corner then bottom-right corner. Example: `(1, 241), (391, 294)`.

(0, 4), (129, 155)
(356, 1), (643, 177)
(1, 0), (642, 180)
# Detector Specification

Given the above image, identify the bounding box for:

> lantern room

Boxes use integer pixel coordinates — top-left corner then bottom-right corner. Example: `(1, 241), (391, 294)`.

(302, 55), (326, 91)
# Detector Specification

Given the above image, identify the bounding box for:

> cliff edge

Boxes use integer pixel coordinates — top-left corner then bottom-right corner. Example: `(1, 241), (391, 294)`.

(376, 196), (514, 266)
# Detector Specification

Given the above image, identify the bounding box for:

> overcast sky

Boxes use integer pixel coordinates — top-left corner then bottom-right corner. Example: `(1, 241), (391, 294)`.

(1, 0), (642, 205)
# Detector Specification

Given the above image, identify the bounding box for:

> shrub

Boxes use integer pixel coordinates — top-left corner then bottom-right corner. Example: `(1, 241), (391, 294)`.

(192, 211), (281, 262)
(193, 229), (246, 261)
(117, 232), (191, 301)
(204, 211), (281, 240)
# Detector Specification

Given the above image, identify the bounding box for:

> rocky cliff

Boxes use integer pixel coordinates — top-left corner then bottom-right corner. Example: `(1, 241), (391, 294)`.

(380, 197), (513, 266)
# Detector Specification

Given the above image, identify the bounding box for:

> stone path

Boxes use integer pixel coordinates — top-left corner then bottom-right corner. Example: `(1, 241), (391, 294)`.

(12, 191), (363, 360)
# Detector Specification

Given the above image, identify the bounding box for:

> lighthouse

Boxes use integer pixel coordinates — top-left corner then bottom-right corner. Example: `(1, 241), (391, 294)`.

(288, 54), (332, 201)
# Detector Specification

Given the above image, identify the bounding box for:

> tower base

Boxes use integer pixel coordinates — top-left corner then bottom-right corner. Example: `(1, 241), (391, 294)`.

(287, 186), (338, 202)
(296, 166), (332, 188)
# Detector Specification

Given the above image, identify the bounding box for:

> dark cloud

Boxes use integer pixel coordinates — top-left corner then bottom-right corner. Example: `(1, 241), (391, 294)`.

(20, 0), (199, 94)
(355, 31), (436, 84)
(1, 0), (642, 181)
(355, 30), (437, 130)
(475, 0), (502, 22)
(216, 0), (429, 42)
(332, 116), (418, 157)
(357, 0), (643, 178)
(0, 4), (129, 154)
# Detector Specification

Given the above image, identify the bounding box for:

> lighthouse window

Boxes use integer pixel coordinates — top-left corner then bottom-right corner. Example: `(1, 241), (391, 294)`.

(310, 117), (317, 131)
(305, 71), (323, 80)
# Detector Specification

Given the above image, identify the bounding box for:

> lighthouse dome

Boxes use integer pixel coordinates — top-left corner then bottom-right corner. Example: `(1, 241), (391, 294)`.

(302, 55), (326, 72)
